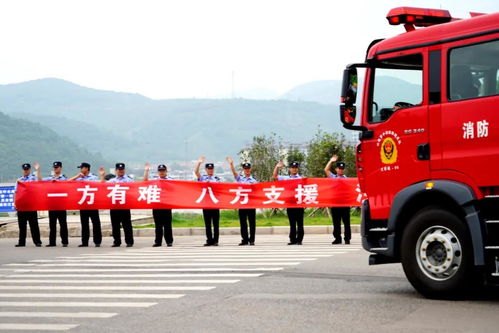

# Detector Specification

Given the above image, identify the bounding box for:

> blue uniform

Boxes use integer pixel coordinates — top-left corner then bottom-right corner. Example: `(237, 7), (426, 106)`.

(74, 173), (99, 181)
(150, 175), (174, 246)
(15, 174), (41, 246)
(108, 174), (134, 246)
(329, 173), (350, 244)
(107, 175), (134, 183)
(278, 174), (302, 180)
(235, 175), (258, 184)
(42, 175), (68, 181)
(75, 172), (101, 246)
(198, 175), (221, 182)
(235, 174), (258, 245)
(277, 173), (303, 244)
(199, 174), (220, 245)
(42, 174), (68, 246)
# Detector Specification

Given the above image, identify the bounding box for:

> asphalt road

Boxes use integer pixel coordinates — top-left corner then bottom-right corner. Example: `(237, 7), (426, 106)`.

(1, 234), (499, 332)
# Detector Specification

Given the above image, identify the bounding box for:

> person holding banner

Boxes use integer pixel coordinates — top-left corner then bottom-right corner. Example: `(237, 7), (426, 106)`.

(194, 156), (221, 246)
(69, 162), (103, 247)
(101, 163), (134, 247)
(39, 161), (68, 247)
(227, 157), (257, 246)
(144, 163), (174, 247)
(324, 155), (351, 245)
(14, 163), (42, 247)
(273, 161), (304, 245)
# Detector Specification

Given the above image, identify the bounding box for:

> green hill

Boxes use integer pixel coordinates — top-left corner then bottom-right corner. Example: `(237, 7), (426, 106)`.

(0, 112), (108, 182)
(0, 79), (345, 163)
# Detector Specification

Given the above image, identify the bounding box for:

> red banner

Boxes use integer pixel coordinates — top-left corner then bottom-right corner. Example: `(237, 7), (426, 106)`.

(15, 178), (363, 211)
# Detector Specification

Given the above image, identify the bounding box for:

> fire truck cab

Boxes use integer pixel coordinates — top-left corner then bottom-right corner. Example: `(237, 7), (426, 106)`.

(340, 7), (499, 298)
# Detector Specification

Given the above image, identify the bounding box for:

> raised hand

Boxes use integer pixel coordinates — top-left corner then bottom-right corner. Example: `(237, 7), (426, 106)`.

(276, 161), (285, 168)
(226, 156), (233, 164)
(99, 167), (105, 176)
(198, 156), (206, 164)
(331, 154), (338, 162)
(33, 162), (40, 170)
(144, 163), (151, 171)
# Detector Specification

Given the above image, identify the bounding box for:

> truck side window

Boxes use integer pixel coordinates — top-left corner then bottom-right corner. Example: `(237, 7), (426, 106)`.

(369, 54), (423, 123)
(448, 39), (499, 101)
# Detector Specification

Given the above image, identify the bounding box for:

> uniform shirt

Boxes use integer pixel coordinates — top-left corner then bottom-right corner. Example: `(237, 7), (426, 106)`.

(15, 174), (37, 192)
(107, 175), (134, 183)
(150, 175), (174, 180)
(43, 174), (68, 181)
(235, 175), (258, 184)
(198, 175), (221, 182)
(277, 174), (302, 180)
(74, 173), (99, 181)
(329, 174), (347, 178)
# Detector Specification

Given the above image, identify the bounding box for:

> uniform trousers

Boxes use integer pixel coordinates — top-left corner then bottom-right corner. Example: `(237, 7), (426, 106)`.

(110, 209), (133, 246)
(17, 211), (41, 246)
(48, 210), (68, 245)
(153, 209), (173, 245)
(287, 208), (304, 244)
(331, 207), (351, 242)
(202, 209), (219, 245)
(80, 210), (102, 245)
(239, 209), (256, 244)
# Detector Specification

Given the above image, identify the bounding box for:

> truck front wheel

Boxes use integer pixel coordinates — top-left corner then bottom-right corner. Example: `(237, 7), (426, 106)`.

(400, 207), (479, 299)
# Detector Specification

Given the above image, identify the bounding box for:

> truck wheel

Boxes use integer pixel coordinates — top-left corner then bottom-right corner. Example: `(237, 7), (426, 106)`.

(401, 207), (478, 299)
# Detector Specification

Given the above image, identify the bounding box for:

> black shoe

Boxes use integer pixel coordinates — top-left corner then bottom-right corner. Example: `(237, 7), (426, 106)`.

(212, 243), (218, 246)
(203, 243), (211, 246)
(287, 242), (296, 245)
(126, 244), (133, 247)
(111, 244), (120, 247)
(238, 242), (248, 246)
(167, 243), (173, 247)
(249, 242), (255, 246)
(15, 244), (25, 247)
(152, 244), (162, 247)
(78, 244), (88, 247)
(35, 243), (42, 247)
(345, 240), (350, 245)
(332, 239), (342, 245)
(95, 244), (100, 247)
(62, 244), (68, 247)
(296, 242), (302, 245)
(46, 244), (56, 247)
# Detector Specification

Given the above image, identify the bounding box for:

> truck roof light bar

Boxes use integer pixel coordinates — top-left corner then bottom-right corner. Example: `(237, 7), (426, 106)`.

(387, 7), (452, 32)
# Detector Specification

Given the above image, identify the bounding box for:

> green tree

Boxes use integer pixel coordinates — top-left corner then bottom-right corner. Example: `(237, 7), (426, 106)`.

(239, 133), (285, 182)
(306, 128), (356, 178)
(284, 145), (307, 176)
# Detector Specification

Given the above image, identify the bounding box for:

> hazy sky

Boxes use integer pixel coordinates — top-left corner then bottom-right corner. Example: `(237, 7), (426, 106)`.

(1, 0), (497, 99)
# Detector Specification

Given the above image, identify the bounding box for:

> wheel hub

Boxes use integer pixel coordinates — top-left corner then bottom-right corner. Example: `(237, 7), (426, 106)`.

(416, 226), (462, 281)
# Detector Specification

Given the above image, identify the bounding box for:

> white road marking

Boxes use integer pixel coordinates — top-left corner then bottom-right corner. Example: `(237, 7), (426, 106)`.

(6, 273), (263, 278)
(0, 323), (77, 331)
(7, 267), (285, 272)
(0, 286), (212, 291)
(0, 312), (117, 318)
(29, 262), (300, 267)
(0, 301), (157, 307)
(0, 279), (239, 284)
(0, 293), (185, 299)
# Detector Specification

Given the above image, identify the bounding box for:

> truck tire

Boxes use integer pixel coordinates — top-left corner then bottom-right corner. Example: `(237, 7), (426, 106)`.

(400, 207), (479, 299)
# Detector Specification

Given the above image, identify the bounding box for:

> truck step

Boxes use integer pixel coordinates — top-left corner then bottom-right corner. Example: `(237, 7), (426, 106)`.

(485, 246), (499, 250)
(369, 247), (388, 251)
(486, 220), (499, 224)
(369, 227), (388, 232)
(485, 195), (499, 198)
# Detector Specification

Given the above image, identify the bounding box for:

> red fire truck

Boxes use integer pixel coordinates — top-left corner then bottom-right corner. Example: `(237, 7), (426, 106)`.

(339, 7), (499, 298)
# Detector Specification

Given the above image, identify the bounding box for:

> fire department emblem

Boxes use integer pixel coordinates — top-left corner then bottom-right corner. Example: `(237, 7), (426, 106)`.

(380, 137), (398, 164)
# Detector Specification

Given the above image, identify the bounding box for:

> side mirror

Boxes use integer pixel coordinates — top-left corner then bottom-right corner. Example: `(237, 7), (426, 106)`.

(340, 67), (358, 126)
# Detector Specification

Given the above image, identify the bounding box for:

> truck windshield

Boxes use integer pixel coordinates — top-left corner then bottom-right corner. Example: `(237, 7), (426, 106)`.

(369, 54), (423, 123)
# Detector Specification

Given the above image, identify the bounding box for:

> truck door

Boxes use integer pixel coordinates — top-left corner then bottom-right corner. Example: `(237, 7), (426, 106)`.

(439, 38), (499, 189)
(360, 52), (431, 219)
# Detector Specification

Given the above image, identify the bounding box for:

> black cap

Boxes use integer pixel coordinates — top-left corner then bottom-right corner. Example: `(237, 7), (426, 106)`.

(205, 163), (214, 169)
(157, 164), (167, 171)
(22, 163), (31, 170)
(336, 162), (346, 169)
(77, 162), (91, 169)
(289, 161), (300, 168)
(242, 162), (251, 169)
(115, 163), (125, 170)
(53, 161), (62, 168)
